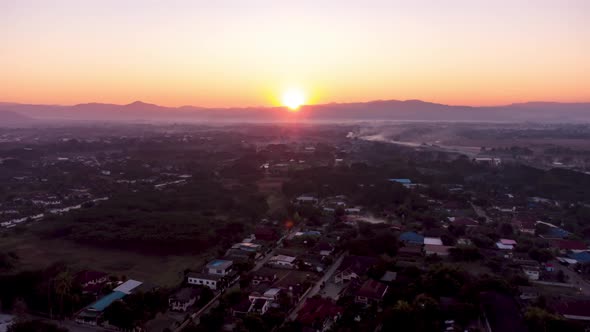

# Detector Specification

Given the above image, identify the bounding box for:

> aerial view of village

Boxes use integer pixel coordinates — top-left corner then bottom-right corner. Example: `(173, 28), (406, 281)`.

(1, 122), (590, 332)
(2, 1), (590, 331)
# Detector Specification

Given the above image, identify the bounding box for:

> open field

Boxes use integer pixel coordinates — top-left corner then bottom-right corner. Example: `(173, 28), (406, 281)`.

(0, 230), (207, 287)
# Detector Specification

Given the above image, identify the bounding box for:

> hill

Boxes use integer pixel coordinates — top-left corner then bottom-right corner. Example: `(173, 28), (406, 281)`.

(0, 100), (588, 123)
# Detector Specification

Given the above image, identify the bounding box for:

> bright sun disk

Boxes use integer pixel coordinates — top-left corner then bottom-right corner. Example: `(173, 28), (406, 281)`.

(282, 88), (305, 111)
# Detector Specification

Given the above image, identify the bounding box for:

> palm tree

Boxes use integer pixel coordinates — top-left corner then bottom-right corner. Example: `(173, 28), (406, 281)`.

(54, 270), (73, 319)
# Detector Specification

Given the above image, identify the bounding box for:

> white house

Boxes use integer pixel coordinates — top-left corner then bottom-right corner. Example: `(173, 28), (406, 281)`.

(424, 237), (444, 246)
(522, 266), (540, 281)
(268, 255), (297, 269)
(187, 272), (223, 290)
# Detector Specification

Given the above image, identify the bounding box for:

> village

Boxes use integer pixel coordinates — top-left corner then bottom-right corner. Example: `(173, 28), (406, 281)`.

(1, 123), (590, 332)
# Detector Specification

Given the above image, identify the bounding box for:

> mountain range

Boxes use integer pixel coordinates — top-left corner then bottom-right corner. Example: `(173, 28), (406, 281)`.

(0, 100), (589, 125)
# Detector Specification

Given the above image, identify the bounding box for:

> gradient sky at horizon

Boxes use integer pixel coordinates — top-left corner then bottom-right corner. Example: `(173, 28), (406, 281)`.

(1, 0), (589, 107)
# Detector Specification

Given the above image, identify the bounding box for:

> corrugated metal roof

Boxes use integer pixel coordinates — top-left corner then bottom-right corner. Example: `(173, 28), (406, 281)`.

(113, 279), (142, 294)
(89, 291), (126, 311)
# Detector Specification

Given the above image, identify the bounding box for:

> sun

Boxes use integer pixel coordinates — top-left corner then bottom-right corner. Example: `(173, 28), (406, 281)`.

(282, 88), (306, 111)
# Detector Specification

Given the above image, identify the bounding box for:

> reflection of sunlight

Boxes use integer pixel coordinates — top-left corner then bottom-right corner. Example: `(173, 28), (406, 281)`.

(282, 88), (305, 111)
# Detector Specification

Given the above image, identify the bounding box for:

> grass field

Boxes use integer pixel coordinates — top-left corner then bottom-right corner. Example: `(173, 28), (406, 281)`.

(1, 228), (208, 287)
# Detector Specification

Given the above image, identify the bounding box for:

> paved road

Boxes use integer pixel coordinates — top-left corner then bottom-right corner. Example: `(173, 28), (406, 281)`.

(551, 260), (590, 295)
(286, 253), (345, 321)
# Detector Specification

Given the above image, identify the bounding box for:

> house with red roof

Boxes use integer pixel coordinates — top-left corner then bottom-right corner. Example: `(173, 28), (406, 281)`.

(354, 279), (388, 305)
(552, 296), (590, 321)
(550, 239), (588, 253)
(297, 297), (343, 331)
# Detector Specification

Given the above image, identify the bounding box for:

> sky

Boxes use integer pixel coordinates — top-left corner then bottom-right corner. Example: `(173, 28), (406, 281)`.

(0, 0), (589, 107)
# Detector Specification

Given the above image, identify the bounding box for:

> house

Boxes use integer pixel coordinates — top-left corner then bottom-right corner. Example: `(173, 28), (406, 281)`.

(75, 270), (109, 293)
(298, 254), (327, 272)
(251, 268), (278, 285)
(519, 286), (540, 301)
(268, 255), (297, 269)
(205, 259), (234, 276)
(169, 287), (202, 312)
(496, 239), (517, 250)
(313, 241), (335, 256)
(551, 240), (587, 253)
(380, 271), (397, 284)
(354, 279), (388, 305)
(552, 296), (590, 321)
(297, 298), (343, 331)
(456, 238), (472, 246)
(75, 280), (143, 326)
(334, 255), (378, 284)
(522, 265), (540, 281)
(424, 244), (451, 256)
(388, 178), (412, 185)
(424, 237), (443, 246)
(473, 157), (501, 166)
(295, 195), (319, 205)
(232, 242), (262, 253)
(187, 272), (223, 290)
(569, 251), (590, 264)
(541, 227), (571, 239)
(345, 207), (362, 215)
(399, 232), (424, 246)
(514, 219), (536, 234)
(388, 178), (415, 188)
(247, 288), (281, 315)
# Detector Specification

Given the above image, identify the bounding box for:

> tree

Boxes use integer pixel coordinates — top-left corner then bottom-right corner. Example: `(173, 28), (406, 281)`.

(382, 300), (415, 332)
(7, 320), (68, 332)
(499, 223), (514, 237)
(524, 306), (565, 332)
(53, 271), (73, 319)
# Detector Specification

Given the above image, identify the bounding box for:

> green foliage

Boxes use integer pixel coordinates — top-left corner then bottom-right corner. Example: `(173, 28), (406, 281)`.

(449, 246), (482, 262)
(7, 320), (68, 332)
(524, 306), (566, 332)
(103, 290), (167, 329)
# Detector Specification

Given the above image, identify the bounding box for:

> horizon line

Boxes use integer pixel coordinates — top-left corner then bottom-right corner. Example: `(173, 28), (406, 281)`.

(2, 98), (590, 111)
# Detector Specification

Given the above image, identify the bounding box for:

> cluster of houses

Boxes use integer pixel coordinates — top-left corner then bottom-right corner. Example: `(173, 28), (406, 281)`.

(0, 189), (108, 229)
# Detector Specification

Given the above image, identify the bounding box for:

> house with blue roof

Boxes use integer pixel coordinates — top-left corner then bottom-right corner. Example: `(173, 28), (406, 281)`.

(75, 279), (142, 326)
(399, 231), (424, 245)
(541, 227), (571, 239)
(569, 251), (590, 264)
(388, 179), (412, 185)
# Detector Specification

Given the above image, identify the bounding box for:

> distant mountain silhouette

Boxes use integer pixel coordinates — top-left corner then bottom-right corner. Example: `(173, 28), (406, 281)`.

(0, 100), (589, 123)
(0, 110), (34, 126)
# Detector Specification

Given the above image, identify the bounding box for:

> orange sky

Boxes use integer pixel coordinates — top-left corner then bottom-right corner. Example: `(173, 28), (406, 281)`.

(1, 0), (589, 107)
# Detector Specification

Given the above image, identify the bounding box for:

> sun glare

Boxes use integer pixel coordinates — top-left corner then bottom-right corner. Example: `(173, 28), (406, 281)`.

(282, 88), (306, 111)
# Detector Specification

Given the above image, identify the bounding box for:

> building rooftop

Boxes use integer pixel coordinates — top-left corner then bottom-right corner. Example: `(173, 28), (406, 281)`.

(206, 259), (233, 270)
(399, 231), (424, 244)
(271, 255), (297, 263)
(171, 287), (202, 302)
(424, 237), (443, 246)
(551, 239), (587, 251)
(355, 279), (388, 300)
(88, 291), (126, 311)
(113, 279), (143, 294)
